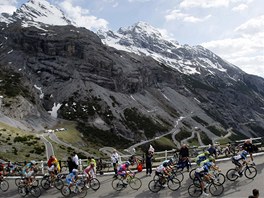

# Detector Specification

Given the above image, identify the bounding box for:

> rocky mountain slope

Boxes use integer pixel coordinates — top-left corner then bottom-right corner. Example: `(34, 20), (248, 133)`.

(0, 0), (264, 149)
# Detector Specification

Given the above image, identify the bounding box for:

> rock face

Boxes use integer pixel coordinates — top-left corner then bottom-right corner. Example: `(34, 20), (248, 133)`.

(0, 0), (264, 145)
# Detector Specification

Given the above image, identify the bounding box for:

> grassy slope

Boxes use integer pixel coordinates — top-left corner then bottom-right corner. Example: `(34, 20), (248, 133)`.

(0, 122), (46, 162)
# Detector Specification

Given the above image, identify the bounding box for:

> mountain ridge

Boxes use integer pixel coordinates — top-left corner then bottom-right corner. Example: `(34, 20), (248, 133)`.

(0, 0), (264, 151)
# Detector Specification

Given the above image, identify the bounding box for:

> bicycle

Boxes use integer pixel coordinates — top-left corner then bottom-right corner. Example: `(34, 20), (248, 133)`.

(148, 174), (181, 193)
(41, 173), (64, 190)
(226, 162), (257, 181)
(153, 167), (184, 183)
(0, 175), (9, 192)
(15, 175), (39, 187)
(112, 171), (142, 191)
(61, 179), (87, 198)
(18, 182), (41, 197)
(189, 174), (224, 197)
(79, 174), (100, 191)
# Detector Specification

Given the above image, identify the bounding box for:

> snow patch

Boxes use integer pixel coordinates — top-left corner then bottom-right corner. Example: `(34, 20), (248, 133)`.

(48, 103), (62, 118)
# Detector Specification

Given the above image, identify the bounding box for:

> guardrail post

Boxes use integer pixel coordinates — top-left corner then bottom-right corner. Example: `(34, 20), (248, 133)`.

(79, 159), (82, 171)
(41, 161), (44, 174)
(165, 150), (167, 160)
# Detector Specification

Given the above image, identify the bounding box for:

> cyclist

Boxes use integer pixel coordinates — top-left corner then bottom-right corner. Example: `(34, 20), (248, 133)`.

(162, 158), (175, 170)
(83, 162), (96, 188)
(231, 150), (249, 176)
(87, 157), (97, 176)
(200, 156), (216, 166)
(0, 161), (5, 179)
(194, 161), (216, 196)
(117, 161), (131, 184)
(155, 162), (171, 187)
(48, 156), (61, 175)
(66, 169), (79, 189)
(196, 151), (210, 166)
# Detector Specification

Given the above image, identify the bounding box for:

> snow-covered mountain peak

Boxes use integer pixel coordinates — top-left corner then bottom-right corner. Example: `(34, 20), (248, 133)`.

(98, 21), (242, 77)
(118, 21), (163, 39)
(14, 0), (71, 26)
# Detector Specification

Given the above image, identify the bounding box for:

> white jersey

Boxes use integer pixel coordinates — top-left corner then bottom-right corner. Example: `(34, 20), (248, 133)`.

(156, 164), (165, 173)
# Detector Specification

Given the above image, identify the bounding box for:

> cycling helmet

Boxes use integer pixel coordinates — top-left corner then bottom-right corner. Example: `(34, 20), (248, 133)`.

(125, 161), (130, 167)
(241, 150), (248, 158)
(72, 169), (78, 174)
(31, 160), (36, 165)
(163, 162), (168, 167)
(204, 151), (210, 156)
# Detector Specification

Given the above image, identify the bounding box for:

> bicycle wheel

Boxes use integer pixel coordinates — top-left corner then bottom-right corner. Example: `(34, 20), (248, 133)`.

(90, 178), (100, 191)
(245, 166), (257, 179)
(209, 183), (224, 196)
(148, 180), (162, 193)
(193, 177), (200, 188)
(41, 178), (50, 190)
(18, 186), (27, 197)
(78, 187), (87, 198)
(32, 179), (39, 187)
(30, 186), (41, 197)
(188, 184), (202, 197)
(226, 168), (239, 181)
(54, 178), (64, 190)
(173, 170), (184, 182)
(167, 177), (181, 191)
(153, 174), (159, 181)
(61, 185), (71, 197)
(111, 178), (124, 191)
(214, 173), (225, 185)
(129, 177), (142, 190)
(0, 179), (9, 192)
(189, 168), (196, 180)
(15, 178), (24, 186)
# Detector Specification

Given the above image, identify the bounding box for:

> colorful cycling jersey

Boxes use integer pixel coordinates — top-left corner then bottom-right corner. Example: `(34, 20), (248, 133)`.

(195, 164), (210, 173)
(22, 163), (33, 175)
(66, 172), (76, 184)
(84, 165), (94, 174)
(200, 159), (210, 166)
(233, 154), (246, 161)
(117, 164), (127, 172)
(196, 154), (207, 165)
(156, 164), (166, 173)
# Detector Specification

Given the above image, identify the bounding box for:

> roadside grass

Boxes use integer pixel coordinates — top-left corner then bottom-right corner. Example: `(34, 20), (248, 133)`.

(187, 133), (199, 146)
(53, 121), (84, 145)
(151, 136), (176, 151)
(44, 136), (73, 161)
(0, 122), (46, 162)
(53, 120), (107, 158)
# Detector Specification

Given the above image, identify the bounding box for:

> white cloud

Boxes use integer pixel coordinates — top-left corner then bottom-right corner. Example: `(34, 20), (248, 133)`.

(59, 1), (108, 30)
(0, 0), (17, 14)
(128, 0), (151, 2)
(165, 9), (211, 23)
(232, 3), (248, 11)
(201, 15), (264, 77)
(235, 15), (264, 34)
(179, 0), (229, 9)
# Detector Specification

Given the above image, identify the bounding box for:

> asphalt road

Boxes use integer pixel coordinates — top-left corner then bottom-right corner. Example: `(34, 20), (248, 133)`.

(2, 153), (264, 198)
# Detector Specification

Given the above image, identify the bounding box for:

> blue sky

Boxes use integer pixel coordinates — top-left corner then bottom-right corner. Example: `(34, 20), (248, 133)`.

(1, 0), (264, 78)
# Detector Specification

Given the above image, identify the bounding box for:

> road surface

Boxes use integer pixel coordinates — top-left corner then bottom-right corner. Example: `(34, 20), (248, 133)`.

(3, 153), (264, 197)
(39, 135), (54, 160)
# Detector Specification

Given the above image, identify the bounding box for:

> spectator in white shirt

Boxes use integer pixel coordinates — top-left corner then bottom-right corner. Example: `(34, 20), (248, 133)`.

(111, 149), (119, 178)
(72, 152), (79, 169)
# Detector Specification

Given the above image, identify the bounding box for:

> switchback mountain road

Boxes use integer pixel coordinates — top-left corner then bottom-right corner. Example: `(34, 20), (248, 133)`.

(3, 153), (264, 198)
